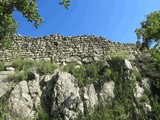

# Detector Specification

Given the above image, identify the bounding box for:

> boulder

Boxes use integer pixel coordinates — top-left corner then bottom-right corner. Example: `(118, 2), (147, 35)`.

(28, 79), (42, 118)
(9, 81), (33, 120)
(142, 78), (151, 92)
(8, 72), (42, 120)
(5, 67), (15, 71)
(124, 59), (132, 70)
(134, 82), (144, 99)
(99, 81), (115, 104)
(83, 84), (98, 110)
(28, 78), (41, 101)
(82, 57), (93, 63)
(144, 103), (152, 112)
(0, 73), (16, 97)
(0, 71), (14, 75)
(43, 72), (84, 120)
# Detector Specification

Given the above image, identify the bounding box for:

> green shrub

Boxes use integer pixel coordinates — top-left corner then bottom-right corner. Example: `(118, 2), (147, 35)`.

(15, 70), (29, 81)
(110, 49), (128, 61)
(85, 63), (99, 79)
(110, 70), (119, 82)
(0, 101), (8, 120)
(82, 102), (127, 120)
(37, 61), (59, 75)
(71, 67), (86, 86)
(36, 106), (49, 120)
(0, 61), (4, 71)
(151, 97), (160, 119)
(132, 70), (142, 81)
(12, 58), (35, 81)
(63, 61), (107, 86)
(84, 61), (107, 81)
(12, 58), (59, 76)
(0, 94), (9, 120)
(103, 68), (112, 78)
(12, 57), (24, 71)
(63, 63), (86, 86)
(138, 49), (160, 97)
(13, 58), (38, 71)
(151, 49), (160, 71)
(62, 62), (78, 72)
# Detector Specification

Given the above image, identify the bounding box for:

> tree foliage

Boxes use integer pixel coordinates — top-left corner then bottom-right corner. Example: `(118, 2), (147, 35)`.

(135, 11), (160, 50)
(0, 0), (70, 46)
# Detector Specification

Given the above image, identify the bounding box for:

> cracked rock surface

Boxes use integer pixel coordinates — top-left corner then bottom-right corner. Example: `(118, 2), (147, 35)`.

(42, 72), (84, 120)
(0, 60), (150, 120)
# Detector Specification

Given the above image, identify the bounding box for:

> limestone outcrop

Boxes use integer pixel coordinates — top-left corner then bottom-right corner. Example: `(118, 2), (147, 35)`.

(0, 57), (154, 119)
(0, 35), (156, 120)
(0, 69), (117, 120)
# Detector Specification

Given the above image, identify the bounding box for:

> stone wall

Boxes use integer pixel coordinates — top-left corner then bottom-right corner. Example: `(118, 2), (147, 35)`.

(0, 34), (139, 63)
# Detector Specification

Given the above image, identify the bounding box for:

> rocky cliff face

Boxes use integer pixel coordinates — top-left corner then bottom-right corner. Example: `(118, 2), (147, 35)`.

(0, 35), (159, 120)
(0, 58), (154, 120)
(0, 70), (115, 120)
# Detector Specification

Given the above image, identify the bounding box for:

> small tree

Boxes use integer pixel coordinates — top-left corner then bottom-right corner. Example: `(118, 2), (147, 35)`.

(135, 11), (160, 50)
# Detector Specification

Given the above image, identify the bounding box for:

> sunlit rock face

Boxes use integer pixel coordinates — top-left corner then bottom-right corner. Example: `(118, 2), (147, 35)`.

(44, 72), (84, 120)
(0, 69), (115, 120)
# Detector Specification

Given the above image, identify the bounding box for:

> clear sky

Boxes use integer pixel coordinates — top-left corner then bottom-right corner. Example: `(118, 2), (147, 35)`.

(13, 0), (160, 43)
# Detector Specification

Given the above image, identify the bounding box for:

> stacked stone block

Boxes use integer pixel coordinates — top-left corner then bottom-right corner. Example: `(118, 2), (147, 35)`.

(0, 34), (139, 63)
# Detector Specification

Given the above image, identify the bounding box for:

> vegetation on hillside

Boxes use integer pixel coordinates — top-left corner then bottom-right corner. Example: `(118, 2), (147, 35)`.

(0, 53), (159, 119)
(12, 58), (59, 81)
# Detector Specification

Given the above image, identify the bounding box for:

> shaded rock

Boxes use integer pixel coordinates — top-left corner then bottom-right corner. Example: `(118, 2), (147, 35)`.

(42, 74), (53, 83)
(51, 72), (84, 120)
(28, 71), (39, 80)
(66, 57), (81, 63)
(99, 81), (115, 104)
(82, 57), (93, 63)
(9, 81), (33, 120)
(28, 77), (42, 117)
(142, 78), (151, 92)
(28, 78), (41, 99)
(83, 84), (98, 110)
(0, 73), (16, 97)
(41, 75), (55, 114)
(62, 61), (67, 67)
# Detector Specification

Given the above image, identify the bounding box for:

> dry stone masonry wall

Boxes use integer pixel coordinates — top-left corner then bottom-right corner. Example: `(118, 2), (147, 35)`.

(0, 34), (139, 63)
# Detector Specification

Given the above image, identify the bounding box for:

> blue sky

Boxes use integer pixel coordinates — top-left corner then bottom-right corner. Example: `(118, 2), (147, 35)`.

(13, 0), (160, 43)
